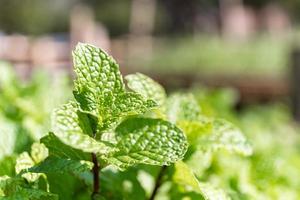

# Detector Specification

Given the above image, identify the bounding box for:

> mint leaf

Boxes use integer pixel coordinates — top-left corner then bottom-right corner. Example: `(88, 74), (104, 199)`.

(180, 118), (252, 156)
(10, 187), (58, 200)
(98, 92), (156, 130)
(51, 101), (114, 154)
(15, 152), (39, 182)
(198, 119), (253, 156)
(125, 73), (166, 105)
(15, 143), (50, 183)
(30, 143), (48, 164)
(0, 176), (22, 195)
(0, 176), (58, 200)
(106, 118), (188, 169)
(72, 43), (157, 131)
(27, 157), (93, 175)
(174, 161), (230, 200)
(73, 43), (124, 115)
(41, 133), (90, 161)
(166, 93), (200, 123)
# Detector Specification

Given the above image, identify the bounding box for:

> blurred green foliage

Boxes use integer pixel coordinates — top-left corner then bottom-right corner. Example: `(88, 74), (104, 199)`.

(193, 89), (300, 199)
(133, 35), (290, 77)
(0, 62), (71, 158)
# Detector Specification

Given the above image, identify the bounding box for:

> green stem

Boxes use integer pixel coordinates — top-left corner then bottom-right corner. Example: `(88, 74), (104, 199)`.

(91, 153), (100, 199)
(148, 165), (167, 200)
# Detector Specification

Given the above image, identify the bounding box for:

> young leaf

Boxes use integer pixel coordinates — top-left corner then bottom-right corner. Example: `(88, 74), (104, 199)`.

(72, 43), (157, 131)
(125, 73), (166, 105)
(173, 161), (230, 200)
(72, 43), (124, 115)
(105, 118), (188, 169)
(51, 101), (114, 154)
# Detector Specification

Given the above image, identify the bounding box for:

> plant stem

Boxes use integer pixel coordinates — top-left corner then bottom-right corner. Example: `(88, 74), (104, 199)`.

(91, 152), (100, 199)
(148, 165), (167, 200)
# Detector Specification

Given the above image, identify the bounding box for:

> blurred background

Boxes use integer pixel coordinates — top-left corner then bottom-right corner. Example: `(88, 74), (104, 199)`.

(1, 0), (300, 104)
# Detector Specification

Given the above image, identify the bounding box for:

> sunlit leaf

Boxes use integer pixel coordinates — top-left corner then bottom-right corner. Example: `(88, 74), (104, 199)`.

(106, 118), (188, 169)
(73, 43), (124, 115)
(126, 73), (166, 106)
(51, 101), (114, 154)
(15, 152), (39, 182)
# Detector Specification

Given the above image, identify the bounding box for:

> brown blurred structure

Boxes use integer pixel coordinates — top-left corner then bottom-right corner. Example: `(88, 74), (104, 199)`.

(0, 5), (110, 75)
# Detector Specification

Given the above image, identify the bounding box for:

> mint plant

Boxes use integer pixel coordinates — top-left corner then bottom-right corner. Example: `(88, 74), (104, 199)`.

(0, 43), (188, 199)
(0, 44), (254, 200)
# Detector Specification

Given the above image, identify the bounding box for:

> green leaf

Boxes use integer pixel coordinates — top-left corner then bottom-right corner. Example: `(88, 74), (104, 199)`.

(30, 143), (49, 164)
(125, 73), (166, 105)
(27, 156), (93, 175)
(98, 92), (157, 130)
(178, 117), (252, 156)
(174, 161), (230, 200)
(44, 173), (85, 200)
(14, 143), (49, 183)
(41, 133), (90, 161)
(15, 152), (39, 182)
(51, 101), (114, 154)
(9, 187), (58, 200)
(106, 118), (188, 169)
(72, 43), (124, 115)
(197, 119), (253, 156)
(72, 43), (157, 131)
(0, 175), (21, 196)
(0, 176), (58, 200)
(166, 93), (201, 123)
